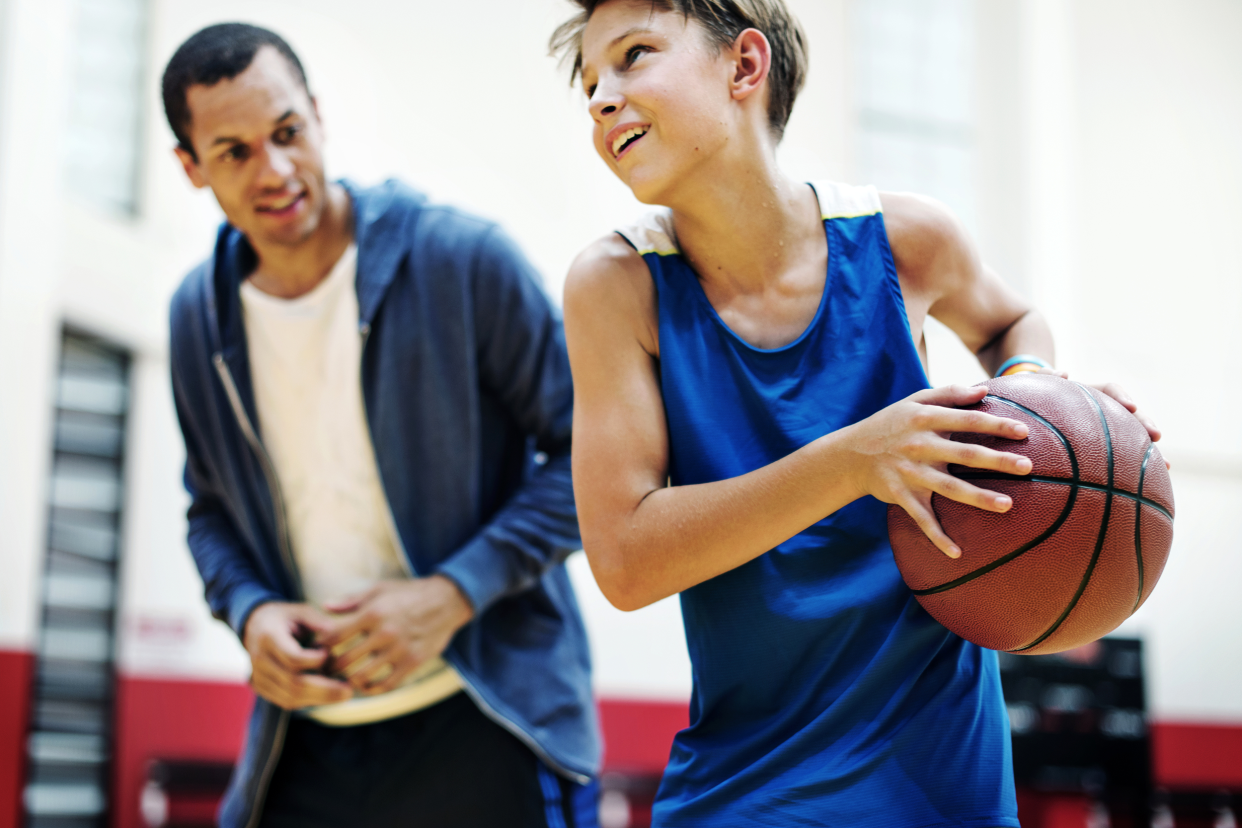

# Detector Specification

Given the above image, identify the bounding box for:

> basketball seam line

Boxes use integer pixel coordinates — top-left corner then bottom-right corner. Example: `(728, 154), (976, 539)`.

(909, 395), (1080, 597)
(951, 473), (1172, 521)
(1133, 443), (1156, 613)
(1010, 383), (1114, 653)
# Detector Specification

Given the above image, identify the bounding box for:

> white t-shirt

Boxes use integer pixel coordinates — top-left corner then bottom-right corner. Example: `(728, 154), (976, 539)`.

(241, 244), (462, 725)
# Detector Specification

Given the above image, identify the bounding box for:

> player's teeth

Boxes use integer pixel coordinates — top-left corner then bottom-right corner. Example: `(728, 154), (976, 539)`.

(613, 127), (646, 157)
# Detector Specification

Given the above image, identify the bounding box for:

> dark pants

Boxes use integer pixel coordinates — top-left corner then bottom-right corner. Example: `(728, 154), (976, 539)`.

(259, 692), (598, 828)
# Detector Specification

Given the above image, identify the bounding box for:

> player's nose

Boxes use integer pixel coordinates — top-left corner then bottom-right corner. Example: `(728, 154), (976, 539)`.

(589, 82), (624, 122)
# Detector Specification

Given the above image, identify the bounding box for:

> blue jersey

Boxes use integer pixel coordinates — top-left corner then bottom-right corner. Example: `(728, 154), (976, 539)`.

(616, 182), (1018, 827)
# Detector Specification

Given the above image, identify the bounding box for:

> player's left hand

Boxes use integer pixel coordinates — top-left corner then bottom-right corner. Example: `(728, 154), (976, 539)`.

(1036, 368), (1167, 467)
(317, 575), (475, 696)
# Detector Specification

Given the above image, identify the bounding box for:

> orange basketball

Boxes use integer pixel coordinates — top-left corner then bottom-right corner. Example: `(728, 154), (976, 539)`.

(887, 374), (1174, 655)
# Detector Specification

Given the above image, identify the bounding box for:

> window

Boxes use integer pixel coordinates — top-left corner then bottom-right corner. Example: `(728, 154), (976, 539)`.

(853, 0), (976, 228)
(24, 331), (130, 828)
(63, 0), (148, 215)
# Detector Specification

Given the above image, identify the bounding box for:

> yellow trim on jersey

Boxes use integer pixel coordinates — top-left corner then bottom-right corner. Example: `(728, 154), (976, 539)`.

(819, 208), (883, 221)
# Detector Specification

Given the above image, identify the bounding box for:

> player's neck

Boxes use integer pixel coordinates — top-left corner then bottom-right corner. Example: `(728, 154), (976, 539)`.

(666, 150), (819, 295)
(248, 183), (354, 299)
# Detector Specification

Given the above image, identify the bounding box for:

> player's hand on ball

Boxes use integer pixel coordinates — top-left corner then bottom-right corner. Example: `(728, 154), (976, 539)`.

(319, 575), (475, 696)
(1035, 368), (1167, 467)
(849, 384), (1033, 559)
(242, 602), (353, 710)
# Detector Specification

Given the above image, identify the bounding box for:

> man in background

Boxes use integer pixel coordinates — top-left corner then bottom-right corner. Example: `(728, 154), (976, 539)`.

(163, 23), (598, 828)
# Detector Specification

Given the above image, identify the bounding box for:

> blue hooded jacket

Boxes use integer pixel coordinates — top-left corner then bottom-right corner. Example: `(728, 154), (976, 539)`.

(169, 179), (599, 828)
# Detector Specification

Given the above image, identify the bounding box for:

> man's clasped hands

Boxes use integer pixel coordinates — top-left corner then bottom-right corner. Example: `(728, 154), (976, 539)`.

(241, 575), (474, 710)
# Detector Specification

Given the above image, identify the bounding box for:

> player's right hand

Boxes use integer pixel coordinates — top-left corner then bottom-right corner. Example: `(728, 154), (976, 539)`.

(848, 384), (1033, 559)
(242, 601), (353, 709)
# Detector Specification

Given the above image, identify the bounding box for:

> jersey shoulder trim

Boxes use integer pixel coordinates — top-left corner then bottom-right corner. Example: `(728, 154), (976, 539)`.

(616, 209), (679, 257)
(810, 180), (883, 220)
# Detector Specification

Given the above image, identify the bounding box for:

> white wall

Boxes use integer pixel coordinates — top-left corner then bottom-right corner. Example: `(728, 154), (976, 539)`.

(0, 0), (72, 652)
(1070, 0), (1242, 720)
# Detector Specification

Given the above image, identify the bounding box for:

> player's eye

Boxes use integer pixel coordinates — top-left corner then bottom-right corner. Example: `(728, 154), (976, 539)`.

(223, 144), (248, 162)
(623, 45), (649, 67)
(274, 124), (301, 144)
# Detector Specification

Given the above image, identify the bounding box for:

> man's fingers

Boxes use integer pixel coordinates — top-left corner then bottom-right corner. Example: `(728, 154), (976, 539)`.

(260, 630), (329, 673)
(346, 643), (411, 693)
(899, 495), (961, 559)
(322, 587), (378, 615)
(360, 653), (419, 697)
(251, 665), (352, 709)
(329, 627), (393, 677)
(292, 674), (354, 706)
(317, 611), (374, 650)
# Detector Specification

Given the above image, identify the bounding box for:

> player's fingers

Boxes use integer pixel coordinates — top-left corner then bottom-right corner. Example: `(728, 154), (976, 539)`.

(920, 468), (1014, 514)
(920, 407), (1028, 440)
(1036, 367), (1069, 379)
(935, 439), (1031, 475)
(910, 384), (988, 408)
(899, 494), (961, 559)
(1096, 382), (1137, 413)
(1134, 411), (1162, 442)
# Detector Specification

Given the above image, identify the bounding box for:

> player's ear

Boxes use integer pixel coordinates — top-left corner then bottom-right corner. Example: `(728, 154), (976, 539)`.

(729, 28), (771, 104)
(174, 145), (208, 189)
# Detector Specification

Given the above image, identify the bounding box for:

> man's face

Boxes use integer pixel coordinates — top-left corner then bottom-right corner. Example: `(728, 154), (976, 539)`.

(176, 46), (328, 249)
(580, 0), (733, 205)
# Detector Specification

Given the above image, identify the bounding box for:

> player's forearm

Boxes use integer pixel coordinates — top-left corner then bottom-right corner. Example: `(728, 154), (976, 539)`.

(580, 427), (865, 611)
(975, 309), (1056, 376)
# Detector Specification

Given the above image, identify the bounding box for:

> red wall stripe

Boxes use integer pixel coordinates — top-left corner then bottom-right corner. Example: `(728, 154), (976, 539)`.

(1151, 721), (1242, 789)
(597, 698), (688, 775)
(16, 678), (1229, 828)
(111, 676), (253, 828)
(0, 649), (34, 828)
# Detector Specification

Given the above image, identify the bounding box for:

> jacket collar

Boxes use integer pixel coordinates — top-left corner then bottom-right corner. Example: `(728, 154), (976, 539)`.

(205, 178), (426, 362)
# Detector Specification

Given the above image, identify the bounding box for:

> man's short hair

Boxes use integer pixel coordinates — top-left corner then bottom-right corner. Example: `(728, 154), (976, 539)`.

(549, 0), (808, 141)
(162, 23), (310, 160)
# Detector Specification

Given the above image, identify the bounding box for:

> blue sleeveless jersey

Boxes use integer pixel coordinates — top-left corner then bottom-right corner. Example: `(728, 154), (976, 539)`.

(617, 182), (1018, 827)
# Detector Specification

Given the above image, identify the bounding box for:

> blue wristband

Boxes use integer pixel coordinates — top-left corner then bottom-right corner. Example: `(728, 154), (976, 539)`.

(994, 354), (1051, 378)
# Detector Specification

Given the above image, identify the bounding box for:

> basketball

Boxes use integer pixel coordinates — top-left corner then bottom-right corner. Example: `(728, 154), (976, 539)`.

(887, 373), (1174, 655)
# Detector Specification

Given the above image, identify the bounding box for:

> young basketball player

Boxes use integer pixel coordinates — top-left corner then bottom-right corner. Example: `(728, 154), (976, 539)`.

(551, 1), (1162, 825)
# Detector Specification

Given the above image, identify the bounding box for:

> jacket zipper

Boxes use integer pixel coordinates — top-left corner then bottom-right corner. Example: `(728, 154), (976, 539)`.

(211, 353), (300, 828)
(357, 324), (591, 786)
(212, 354), (303, 598)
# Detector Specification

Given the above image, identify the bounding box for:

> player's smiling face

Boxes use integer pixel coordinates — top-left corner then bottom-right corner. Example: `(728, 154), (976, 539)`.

(580, 0), (734, 204)
(176, 46), (329, 249)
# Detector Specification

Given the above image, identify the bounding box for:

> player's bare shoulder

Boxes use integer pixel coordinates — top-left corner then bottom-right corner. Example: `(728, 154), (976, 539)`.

(879, 191), (979, 308)
(564, 233), (660, 357)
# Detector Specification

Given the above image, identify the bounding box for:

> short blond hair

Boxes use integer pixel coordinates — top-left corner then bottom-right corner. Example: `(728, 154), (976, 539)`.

(550, 0), (809, 141)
